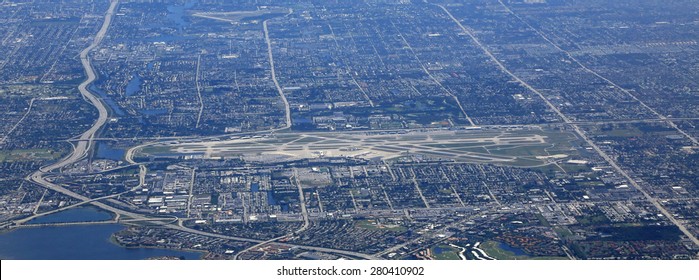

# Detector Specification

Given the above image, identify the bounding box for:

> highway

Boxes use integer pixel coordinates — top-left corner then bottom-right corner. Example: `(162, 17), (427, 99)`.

(496, 0), (699, 146)
(23, 0), (121, 218)
(374, 211), (490, 258)
(410, 169), (431, 208)
(13, 220), (118, 229)
(0, 98), (35, 145)
(436, 3), (699, 247)
(17, 168), (150, 226)
(13, 4), (379, 257)
(232, 167), (316, 260)
(25, 168), (378, 260)
(292, 168), (311, 233)
(20, 1), (696, 260)
(390, 21), (475, 126)
(123, 9), (307, 164)
(163, 221), (379, 260)
(122, 8), (297, 163)
(262, 9), (294, 130)
(36, 0), (118, 173)
(21, 0), (144, 225)
(327, 23), (375, 107)
(194, 54), (204, 128)
(11, 216), (184, 229)
(32, 189), (47, 215)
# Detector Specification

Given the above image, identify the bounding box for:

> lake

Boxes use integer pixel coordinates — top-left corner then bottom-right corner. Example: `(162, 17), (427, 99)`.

(0, 207), (202, 260)
(125, 73), (142, 97)
(95, 143), (126, 161)
(27, 206), (113, 224)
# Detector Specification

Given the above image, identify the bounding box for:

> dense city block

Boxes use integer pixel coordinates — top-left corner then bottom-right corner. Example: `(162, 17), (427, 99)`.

(1, 0), (698, 260)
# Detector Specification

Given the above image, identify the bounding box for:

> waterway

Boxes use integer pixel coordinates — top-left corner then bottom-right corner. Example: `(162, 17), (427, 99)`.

(125, 73), (142, 97)
(89, 83), (125, 116)
(498, 242), (528, 256)
(27, 206), (112, 224)
(0, 207), (202, 260)
(167, 0), (198, 30)
(96, 142), (126, 161)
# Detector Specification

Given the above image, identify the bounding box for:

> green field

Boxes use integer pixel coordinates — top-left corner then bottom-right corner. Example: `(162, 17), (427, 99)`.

(431, 245), (461, 260)
(138, 128), (586, 168)
(0, 149), (63, 162)
(140, 145), (174, 154)
(355, 220), (406, 232)
(479, 241), (568, 260)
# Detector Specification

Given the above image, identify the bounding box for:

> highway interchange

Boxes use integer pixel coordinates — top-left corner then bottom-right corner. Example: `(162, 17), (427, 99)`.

(10, 0), (699, 259)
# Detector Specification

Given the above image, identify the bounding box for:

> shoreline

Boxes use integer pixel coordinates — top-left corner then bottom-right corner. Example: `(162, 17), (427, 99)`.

(109, 230), (207, 260)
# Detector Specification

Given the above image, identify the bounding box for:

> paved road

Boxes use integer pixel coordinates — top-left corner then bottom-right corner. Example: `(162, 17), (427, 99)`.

(375, 211), (489, 258)
(495, 0), (699, 146)
(24, 0), (122, 218)
(436, 3), (699, 247)
(390, 21), (475, 126)
(0, 98), (35, 144)
(37, 0), (118, 173)
(233, 167), (316, 259)
(292, 168), (310, 233)
(13, 220), (118, 229)
(164, 222), (379, 260)
(14, 5), (377, 258)
(124, 10), (296, 163)
(194, 54), (204, 128)
(262, 9), (293, 130)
